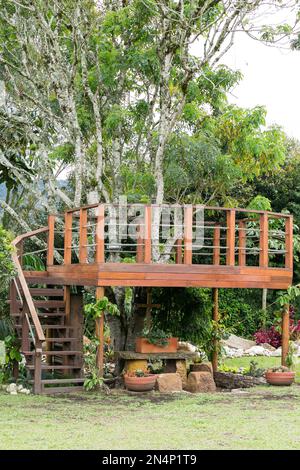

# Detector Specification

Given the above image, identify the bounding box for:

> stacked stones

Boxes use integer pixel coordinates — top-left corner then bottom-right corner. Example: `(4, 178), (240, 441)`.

(155, 361), (216, 393)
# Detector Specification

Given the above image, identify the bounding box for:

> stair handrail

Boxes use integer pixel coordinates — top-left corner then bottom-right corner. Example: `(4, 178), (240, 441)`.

(11, 227), (48, 343)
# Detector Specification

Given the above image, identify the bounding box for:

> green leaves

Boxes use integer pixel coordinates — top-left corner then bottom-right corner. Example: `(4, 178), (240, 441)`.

(84, 297), (120, 320)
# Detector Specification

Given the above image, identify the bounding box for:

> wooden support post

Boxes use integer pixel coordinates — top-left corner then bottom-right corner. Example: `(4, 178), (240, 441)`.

(17, 240), (23, 268)
(285, 216), (293, 269)
(184, 205), (193, 264)
(34, 340), (42, 394)
(95, 287), (105, 377)
(64, 212), (73, 265)
(64, 286), (71, 325)
(175, 238), (183, 264)
(47, 215), (55, 266)
(212, 288), (219, 373)
(79, 208), (88, 264)
(238, 220), (246, 266)
(145, 287), (152, 328)
(281, 304), (290, 367)
(259, 213), (269, 267)
(136, 224), (144, 263)
(144, 205), (152, 263)
(226, 209), (236, 266)
(213, 224), (220, 266)
(95, 204), (105, 263)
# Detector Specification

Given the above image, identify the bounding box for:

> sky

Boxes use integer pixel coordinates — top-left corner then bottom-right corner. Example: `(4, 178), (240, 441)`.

(223, 31), (300, 140)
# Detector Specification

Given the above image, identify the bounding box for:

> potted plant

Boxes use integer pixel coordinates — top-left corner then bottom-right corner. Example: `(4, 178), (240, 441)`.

(135, 324), (178, 353)
(124, 369), (157, 392)
(265, 366), (295, 386)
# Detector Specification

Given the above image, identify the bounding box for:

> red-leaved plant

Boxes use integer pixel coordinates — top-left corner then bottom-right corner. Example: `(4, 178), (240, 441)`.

(254, 305), (300, 348)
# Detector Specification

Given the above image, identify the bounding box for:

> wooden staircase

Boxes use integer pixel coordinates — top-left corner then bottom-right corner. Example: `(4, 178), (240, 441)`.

(9, 279), (85, 394)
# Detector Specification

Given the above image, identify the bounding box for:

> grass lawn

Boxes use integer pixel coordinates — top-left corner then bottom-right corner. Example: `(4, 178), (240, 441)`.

(223, 356), (300, 382)
(1, 383), (300, 450)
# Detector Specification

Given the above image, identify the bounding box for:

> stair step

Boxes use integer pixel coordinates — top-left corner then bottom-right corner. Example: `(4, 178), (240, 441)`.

(34, 378), (85, 385)
(27, 365), (82, 370)
(29, 288), (64, 297)
(11, 311), (65, 317)
(31, 337), (78, 343)
(41, 386), (84, 394)
(23, 351), (82, 356)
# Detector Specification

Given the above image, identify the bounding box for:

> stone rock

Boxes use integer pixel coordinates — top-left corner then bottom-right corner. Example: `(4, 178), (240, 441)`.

(214, 371), (264, 389)
(176, 360), (187, 388)
(223, 346), (244, 358)
(10, 391), (18, 396)
(190, 362), (213, 374)
(186, 372), (216, 393)
(20, 388), (30, 395)
(260, 343), (276, 351)
(156, 373), (182, 393)
(178, 341), (197, 353)
(222, 334), (256, 351)
(244, 345), (271, 356)
(6, 383), (17, 393)
(270, 347), (282, 357)
(17, 384), (24, 392)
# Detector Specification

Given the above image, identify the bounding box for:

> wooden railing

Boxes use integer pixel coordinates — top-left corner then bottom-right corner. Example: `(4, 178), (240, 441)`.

(45, 204), (293, 271)
(11, 227), (48, 394)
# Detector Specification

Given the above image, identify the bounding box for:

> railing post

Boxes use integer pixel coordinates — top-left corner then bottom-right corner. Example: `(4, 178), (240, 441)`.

(184, 205), (193, 264)
(144, 205), (152, 263)
(213, 224), (220, 266)
(34, 339), (42, 394)
(285, 216), (293, 269)
(95, 204), (105, 263)
(226, 209), (236, 266)
(259, 213), (269, 267)
(238, 220), (246, 266)
(79, 208), (88, 264)
(47, 214), (55, 266)
(64, 212), (73, 265)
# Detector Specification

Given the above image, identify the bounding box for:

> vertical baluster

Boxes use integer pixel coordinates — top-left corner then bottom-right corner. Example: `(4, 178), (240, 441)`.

(79, 208), (88, 264)
(213, 224), (220, 265)
(259, 213), (269, 267)
(64, 212), (73, 265)
(34, 339), (42, 394)
(226, 209), (236, 266)
(47, 214), (55, 266)
(95, 286), (105, 377)
(184, 205), (193, 264)
(285, 216), (293, 269)
(238, 220), (246, 266)
(95, 204), (105, 263)
(144, 205), (152, 263)
(175, 238), (183, 264)
(136, 224), (144, 262)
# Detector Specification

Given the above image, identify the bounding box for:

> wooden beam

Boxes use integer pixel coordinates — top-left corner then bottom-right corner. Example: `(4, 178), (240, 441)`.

(285, 216), (293, 269)
(144, 206), (152, 263)
(281, 304), (290, 367)
(226, 209), (236, 266)
(95, 286), (105, 377)
(213, 224), (220, 266)
(212, 287), (219, 373)
(259, 213), (269, 268)
(47, 215), (55, 266)
(64, 212), (73, 265)
(79, 208), (88, 264)
(184, 205), (193, 264)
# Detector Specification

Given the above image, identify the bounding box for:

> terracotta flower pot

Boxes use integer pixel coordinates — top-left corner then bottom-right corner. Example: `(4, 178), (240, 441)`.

(265, 371), (295, 386)
(135, 337), (178, 353)
(124, 374), (157, 392)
